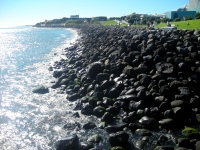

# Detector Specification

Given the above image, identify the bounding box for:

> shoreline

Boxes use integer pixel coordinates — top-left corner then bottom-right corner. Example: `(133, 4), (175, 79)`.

(50, 25), (200, 150)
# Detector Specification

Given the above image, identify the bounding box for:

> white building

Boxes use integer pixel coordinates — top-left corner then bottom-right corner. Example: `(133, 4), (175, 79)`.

(188, 0), (200, 12)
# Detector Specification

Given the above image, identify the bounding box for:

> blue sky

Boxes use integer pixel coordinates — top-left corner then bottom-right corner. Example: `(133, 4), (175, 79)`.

(0, 0), (188, 27)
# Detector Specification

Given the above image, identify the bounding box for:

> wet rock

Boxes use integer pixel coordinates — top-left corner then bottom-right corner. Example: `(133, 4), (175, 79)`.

(106, 106), (120, 115)
(170, 100), (184, 108)
(32, 86), (49, 94)
(177, 138), (192, 149)
(177, 87), (190, 96)
(87, 62), (104, 78)
(110, 146), (124, 150)
(139, 116), (158, 130)
(88, 134), (102, 143)
(96, 73), (110, 82)
(182, 127), (199, 138)
(140, 75), (151, 87)
(80, 142), (94, 150)
(103, 97), (115, 106)
(159, 102), (171, 111)
(101, 112), (114, 123)
(159, 118), (175, 130)
(195, 141), (200, 150)
(125, 88), (136, 95)
(68, 93), (80, 102)
(109, 131), (129, 147)
(105, 125), (123, 133)
(54, 134), (79, 150)
(123, 65), (134, 76)
(158, 135), (168, 143)
(53, 70), (63, 78)
(129, 100), (146, 111)
(135, 140), (146, 149)
(154, 146), (174, 150)
(117, 94), (138, 102)
(83, 122), (96, 129)
(81, 103), (93, 115)
(93, 106), (106, 117)
(63, 122), (80, 130)
(108, 87), (121, 98)
(135, 129), (152, 136)
(174, 147), (189, 150)
(72, 112), (80, 118)
(155, 62), (174, 74)
(159, 85), (173, 99)
(88, 97), (98, 107)
(105, 124), (127, 133)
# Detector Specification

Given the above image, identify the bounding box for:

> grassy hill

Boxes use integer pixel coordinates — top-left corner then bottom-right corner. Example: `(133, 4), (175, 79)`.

(102, 20), (118, 26)
(102, 20), (130, 26)
(156, 19), (200, 30)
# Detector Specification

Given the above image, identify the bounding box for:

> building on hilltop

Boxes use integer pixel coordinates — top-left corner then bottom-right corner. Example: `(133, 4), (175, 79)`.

(165, 0), (199, 20)
(165, 9), (196, 20)
(70, 15), (79, 18)
(92, 16), (107, 21)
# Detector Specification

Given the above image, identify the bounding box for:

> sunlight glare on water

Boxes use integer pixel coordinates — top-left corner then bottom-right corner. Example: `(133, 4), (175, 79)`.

(0, 26), (79, 150)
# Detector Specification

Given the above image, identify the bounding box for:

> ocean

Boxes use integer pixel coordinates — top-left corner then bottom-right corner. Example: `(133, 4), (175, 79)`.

(0, 26), (78, 150)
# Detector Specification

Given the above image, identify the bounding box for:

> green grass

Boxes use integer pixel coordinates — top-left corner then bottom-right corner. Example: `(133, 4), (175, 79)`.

(102, 20), (118, 26)
(131, 24), (147, 28)
(156, 19), (200, 30)
(120, 23), (128, 26)
(90, 20), (101, 25)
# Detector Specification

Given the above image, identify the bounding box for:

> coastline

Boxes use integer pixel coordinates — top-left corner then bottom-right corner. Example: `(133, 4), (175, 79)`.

(50, 25), (200, 150)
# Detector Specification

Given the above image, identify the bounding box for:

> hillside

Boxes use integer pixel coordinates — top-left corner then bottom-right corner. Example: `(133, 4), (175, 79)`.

(156, 19), (200, 30)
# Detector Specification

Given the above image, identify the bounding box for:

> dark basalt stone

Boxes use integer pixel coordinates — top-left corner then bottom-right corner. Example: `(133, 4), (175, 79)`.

(117, 94), (138, 102)
(129, 100), (146, 111)
(54, 135), (79, 150)
(32, 86), (49, 94)
(159, 118), (175, 130)
(101, 112), (114, 123)
(123, 65), (135, 76)
(93, 106), (106, 117)
(68, 93), (80, 102)
(96, 73), (110, 82)
(155, 62), (174, 74)
(154, 146), (174, 150)
(81, 103), (93, 115)
(135, 129), (152, 136)
(87, 61), (104, 78)
(138, 116), (158, 130)
(109, 131), (129, 147)
(53, 70), (63, 78)
(83, 122), (96, 129)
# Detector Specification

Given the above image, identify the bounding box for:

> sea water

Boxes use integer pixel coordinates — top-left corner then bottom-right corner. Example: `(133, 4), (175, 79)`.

(0, 26), (79, 150)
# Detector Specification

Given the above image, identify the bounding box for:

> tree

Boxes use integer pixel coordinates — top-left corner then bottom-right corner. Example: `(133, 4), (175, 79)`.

(141, 18), (148, 25)
(162, 18), (171, 23)
(128, 18), (135, 25)
(126, 16), (130, 20)
(195, 12), (200, 19)
(174, 18), (181, 22)
(185, 16), (192, 20)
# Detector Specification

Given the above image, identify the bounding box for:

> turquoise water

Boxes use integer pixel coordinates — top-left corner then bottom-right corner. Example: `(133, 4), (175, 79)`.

(0, 27), (78, 150)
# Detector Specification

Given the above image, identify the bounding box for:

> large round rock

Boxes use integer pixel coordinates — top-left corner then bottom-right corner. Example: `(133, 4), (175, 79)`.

(54, 135), (79, 150)
(87, 61), (104, 78)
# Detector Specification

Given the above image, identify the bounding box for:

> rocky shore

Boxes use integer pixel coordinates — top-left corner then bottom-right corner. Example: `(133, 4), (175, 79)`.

(50, 25), (200, 150)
